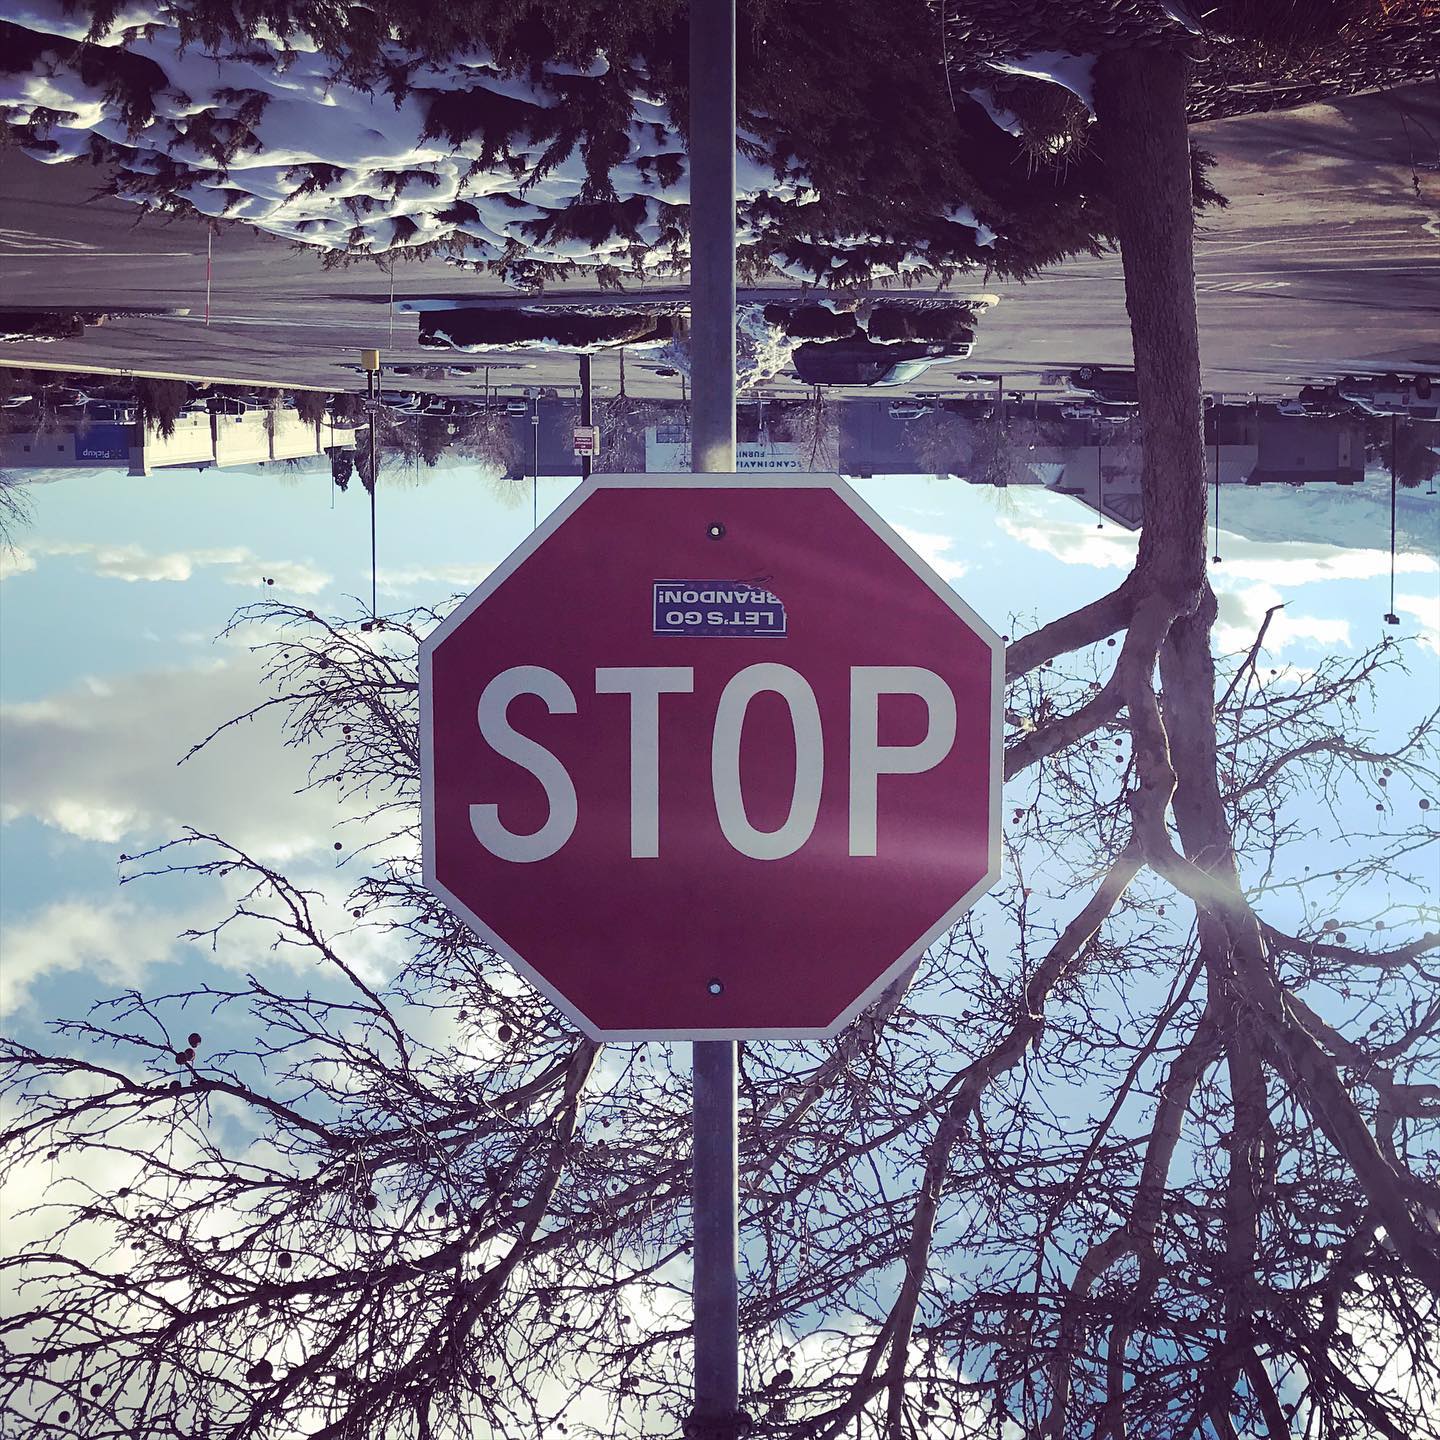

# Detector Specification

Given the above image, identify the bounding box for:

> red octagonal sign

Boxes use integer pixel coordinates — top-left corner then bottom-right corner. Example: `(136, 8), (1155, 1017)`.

(420, 475), (1002, 1040)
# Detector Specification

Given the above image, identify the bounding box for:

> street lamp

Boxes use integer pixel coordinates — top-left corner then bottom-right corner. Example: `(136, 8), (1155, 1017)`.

(1384, 412), (1399, 625)
(531, 396), (540, 531)
(1095, 432), (1104, 529)
(1211, 433), (1222, 564)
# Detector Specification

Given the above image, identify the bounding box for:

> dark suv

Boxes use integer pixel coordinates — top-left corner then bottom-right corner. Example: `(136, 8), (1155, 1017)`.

(1068, 365), (1139, 403)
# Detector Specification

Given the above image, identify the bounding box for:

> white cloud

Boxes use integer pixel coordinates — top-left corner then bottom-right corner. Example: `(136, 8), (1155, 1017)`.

(90, 542), (215, 583)
(0, 546), (36, 581)
(1393, 592), (1439, 652)
(1214, 581), (1352, 654)
(25, 539), (330, 594)
(0, 835), (414, 1022)
(893, 525), (968, 582)
(997, 491), (1438, 587)
(996, 492), (1434, 658)
(0, 654), (342, 860)
(0, 896), (190, 1018)
(995, 501), (1140, 570)
(377, 561), (496, 595)
(1209, 538), (1436, 587)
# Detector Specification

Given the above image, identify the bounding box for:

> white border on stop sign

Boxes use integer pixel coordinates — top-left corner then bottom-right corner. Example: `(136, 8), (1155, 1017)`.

(418, 472), (1004, 1042)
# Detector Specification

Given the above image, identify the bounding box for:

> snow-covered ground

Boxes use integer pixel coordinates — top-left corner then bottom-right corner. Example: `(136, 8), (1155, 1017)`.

(423, 329), (672, 357)
(0, 1), (1083, 281)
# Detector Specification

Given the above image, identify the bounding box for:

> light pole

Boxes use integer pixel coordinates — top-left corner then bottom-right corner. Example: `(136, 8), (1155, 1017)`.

(531, 395), (540, 531)
(579, 353), (593, 480)
(1211, 412), (1222, 565)
(1096, 433), (1104, 529)
(1384, 411), (1400, 625)
(366, 364), (379, 618)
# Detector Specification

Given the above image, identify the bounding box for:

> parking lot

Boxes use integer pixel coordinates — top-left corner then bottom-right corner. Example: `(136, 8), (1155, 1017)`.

(1, 85), (1436, 403)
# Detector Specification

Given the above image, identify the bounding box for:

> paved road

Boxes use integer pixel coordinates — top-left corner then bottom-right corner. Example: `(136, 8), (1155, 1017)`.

(0, 83), (1436, 400)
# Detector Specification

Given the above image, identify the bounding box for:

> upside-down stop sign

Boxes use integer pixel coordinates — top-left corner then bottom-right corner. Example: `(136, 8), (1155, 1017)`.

(420, 475), (1002, 1040)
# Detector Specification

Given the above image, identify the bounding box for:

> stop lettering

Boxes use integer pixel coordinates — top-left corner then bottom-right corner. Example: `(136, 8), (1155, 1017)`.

(471, 663), (959, 862)
(421, 475), (1002, 1040)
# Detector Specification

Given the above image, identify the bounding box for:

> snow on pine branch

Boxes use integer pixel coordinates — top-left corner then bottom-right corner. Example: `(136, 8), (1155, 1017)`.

(0, 0), (1135, 287)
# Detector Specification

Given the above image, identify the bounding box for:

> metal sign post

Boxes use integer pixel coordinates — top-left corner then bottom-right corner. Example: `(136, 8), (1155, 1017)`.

(688, 1), (741, 1435)
(690, 0), (737, 476)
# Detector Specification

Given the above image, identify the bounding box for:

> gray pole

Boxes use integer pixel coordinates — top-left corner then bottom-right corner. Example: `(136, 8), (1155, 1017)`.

(367, 367), (378, 618)
(1211, 433), (1221, 564)
(689, 0), (737, 474)
(580, 353), (593, 480)
(1385, 412), (1399, 625)
(691, 1040), (740, 1434)
(1096, 436), (1104, 530)
(688, 3), (741, 1437)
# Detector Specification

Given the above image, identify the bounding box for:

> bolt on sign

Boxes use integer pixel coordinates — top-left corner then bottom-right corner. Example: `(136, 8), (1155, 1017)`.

(420, 475), (1002, 1040)
(572, 424), (601, 456)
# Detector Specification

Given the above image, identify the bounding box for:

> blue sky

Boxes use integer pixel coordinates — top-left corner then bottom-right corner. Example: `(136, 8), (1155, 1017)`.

(1, 462), (1436, 1034)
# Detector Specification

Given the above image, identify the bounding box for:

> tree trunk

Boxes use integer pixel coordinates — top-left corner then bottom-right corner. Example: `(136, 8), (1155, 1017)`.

(1093, 49), (1207, 603)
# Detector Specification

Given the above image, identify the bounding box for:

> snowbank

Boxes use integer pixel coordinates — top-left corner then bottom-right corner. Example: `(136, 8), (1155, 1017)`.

(0, 2), (1108, 280)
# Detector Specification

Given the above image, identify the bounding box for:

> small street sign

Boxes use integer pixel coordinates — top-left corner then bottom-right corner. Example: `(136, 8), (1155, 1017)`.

(572, 424), (601, 456)
(420, 474), (1002, 1041)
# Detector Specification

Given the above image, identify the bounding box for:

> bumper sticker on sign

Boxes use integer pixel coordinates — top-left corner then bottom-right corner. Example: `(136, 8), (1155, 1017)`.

(653, 580), (787, 637)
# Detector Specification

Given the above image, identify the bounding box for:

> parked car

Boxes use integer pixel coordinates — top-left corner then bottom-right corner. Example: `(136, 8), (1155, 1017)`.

(1069, 365), (1139, 402)
(505, 399), (530, 415)
(39, 386), (89, 408)
(1062, 403), (1134, 423)
(85, 401), (137, 423)
(425, 397), (487, 417)
(1292, 385), (1350, 414)
(888, 400), (933, 420)
(209, 395), (272, 414)
(1335, 373), (1438, 418)
(949, 397), (996, 419)
(792, 339), (976, 388)
(1273, 399), (1341, 417)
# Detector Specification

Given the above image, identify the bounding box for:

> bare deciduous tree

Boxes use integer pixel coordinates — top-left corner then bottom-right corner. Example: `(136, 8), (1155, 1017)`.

(0, 469), (32, 550)
(771, 388), (839, 473)
(3, 42), (1437, 1440)
(453, 408), (523, 478)
(594, 393), (665, 473)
